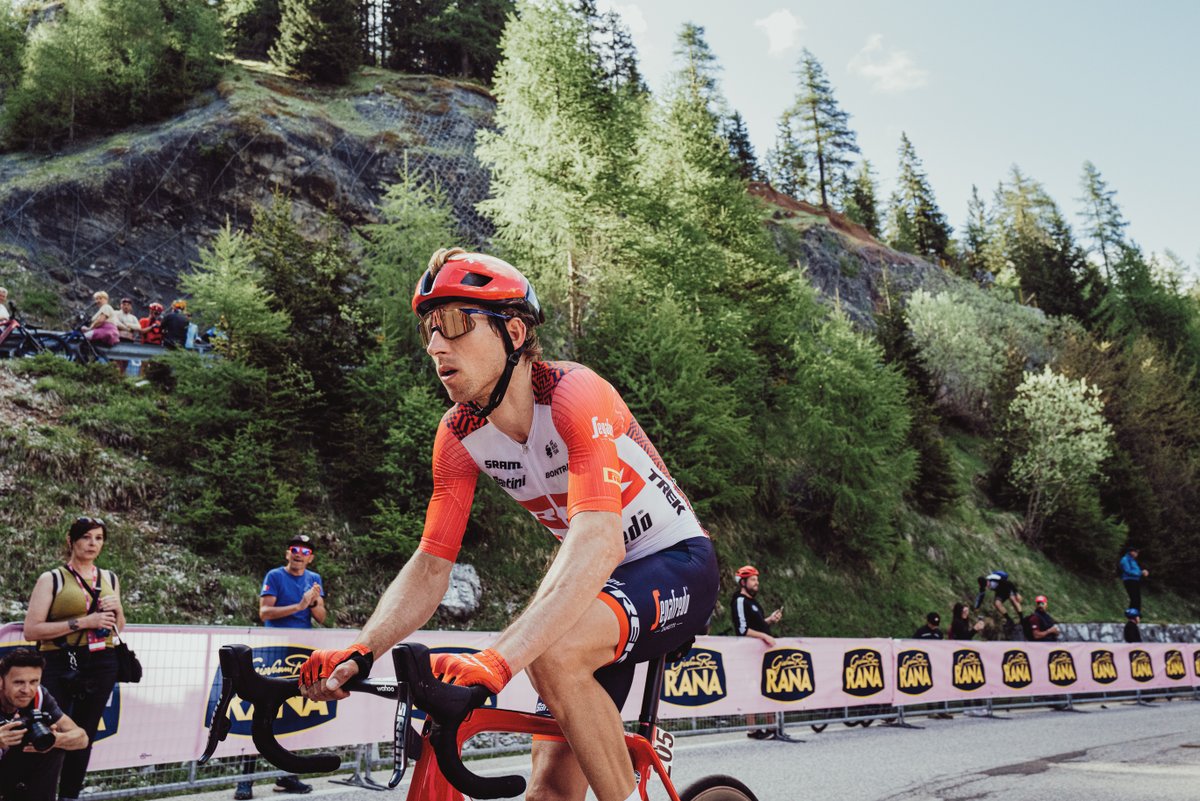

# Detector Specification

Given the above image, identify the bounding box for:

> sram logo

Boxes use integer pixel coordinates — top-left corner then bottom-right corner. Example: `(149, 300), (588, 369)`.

(203, 645), (335, 737)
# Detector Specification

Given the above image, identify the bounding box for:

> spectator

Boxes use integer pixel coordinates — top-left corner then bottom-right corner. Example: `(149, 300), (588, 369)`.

(159, 300), (190, 349)
(948, 602), (985, 640)
(913, 611), (943, 639)
(1119, 546), (1148, 611)
(235, 534), (324, 798)
(22, 517), (125, 801)
(1123, 608), (1142, 643)
(139, 303), (164, 346)
(729, 565), (781, 740)
(974, 570), (1023, 623)
(83, 292), (120, 347)
(0, 649), (88, 801)
(1026, 595), (1060, 642)
(113, 298), (141, 342)
(0, 287), (9, 323)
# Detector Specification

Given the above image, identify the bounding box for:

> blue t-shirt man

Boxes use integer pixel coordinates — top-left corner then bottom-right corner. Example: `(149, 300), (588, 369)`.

(259, 535), (326, 628)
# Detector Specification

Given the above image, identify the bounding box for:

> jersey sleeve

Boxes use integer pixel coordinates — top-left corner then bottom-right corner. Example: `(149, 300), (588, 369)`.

(549, 368), (626, 520)
(260, 568), (278, 598)
(418, 419), (479, 562)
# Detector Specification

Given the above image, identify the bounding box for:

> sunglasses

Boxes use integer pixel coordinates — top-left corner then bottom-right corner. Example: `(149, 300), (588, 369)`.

(76, 516), (105, 527)
(417, 307), (512, 348)
(289, 546), (313, 556)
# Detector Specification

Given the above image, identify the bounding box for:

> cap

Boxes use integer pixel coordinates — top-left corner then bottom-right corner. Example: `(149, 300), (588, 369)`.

(926, 612), (941, 625)
(986, 572), (1003, 581)
(287, 534), (313, 548)
(735, 565), (759, 579)
(1125, 608), (1140, 619)
(120, 297), (133, 304)
(1035, 595), (1048, 606)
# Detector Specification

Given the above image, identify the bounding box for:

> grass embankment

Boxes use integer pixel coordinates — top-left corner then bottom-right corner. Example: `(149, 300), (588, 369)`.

(1, 357), (1195, 634)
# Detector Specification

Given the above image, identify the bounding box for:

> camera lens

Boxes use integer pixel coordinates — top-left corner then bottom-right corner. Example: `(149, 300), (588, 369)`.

(24, 711), (56, 751)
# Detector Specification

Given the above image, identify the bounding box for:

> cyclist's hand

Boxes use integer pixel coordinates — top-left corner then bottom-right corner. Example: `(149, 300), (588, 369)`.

(299, 644), (372, 701)
(431, 648), (512, 694)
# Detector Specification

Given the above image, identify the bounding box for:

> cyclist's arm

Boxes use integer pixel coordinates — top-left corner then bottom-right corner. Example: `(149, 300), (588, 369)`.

(356, 550), (453, 657)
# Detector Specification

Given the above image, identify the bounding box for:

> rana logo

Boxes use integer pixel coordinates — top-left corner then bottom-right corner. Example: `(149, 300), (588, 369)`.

(204, 645), (336, 737)
(1047, 650), (1077, 687)
(1129, 650), (1154, 682)
(1164, 650), (1186, 681)
(895, 650), (933, 696)
(841, 648), (885, 697)
(1193, 649), (1200, 679)
(761, 649), (815, 702)
(662, 648), (726, 706)
(952, 650), (986, 691)
(1090, 650), (1118, 684)
(1001, 650), (1032, 688)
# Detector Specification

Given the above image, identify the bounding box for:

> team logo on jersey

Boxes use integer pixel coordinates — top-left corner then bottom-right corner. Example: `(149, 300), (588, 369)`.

(1164, 650), (1186, 680)
(624, 510), (653, 545)
(1090, 650), (1118, 684)
(841, 648), (885, 697)
(951, 650), (986, 691)
(647, 469), (687, 516)
(651, 587), (690, 632)
(545, 440), (559, 458)
(204, 645), (337, 737)
(1129, 650), (1154, 682)
(484, 460), (522, 470)
(761, 649), (816, 702)
(1047, 650), (1077, 686)
(492, 475), (526, 490)
(591, 416), (615, 439)
(1002, 650), (1032, 688)
(895, 649), (934, 696)
(662, 648), (726, 706)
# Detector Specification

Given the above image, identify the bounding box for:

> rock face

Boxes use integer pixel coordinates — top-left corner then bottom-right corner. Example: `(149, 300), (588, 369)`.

(438, 563), (483, 621)
(1059, 622), (1200, 644)
(0, 66), (495, 313)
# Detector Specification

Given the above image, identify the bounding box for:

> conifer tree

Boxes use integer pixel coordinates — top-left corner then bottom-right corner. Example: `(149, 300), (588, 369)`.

(887, 132), (951, 260)
(962, 184), (990, 278)
(765, 113), (809, 199)
(1077, 160), (1128, 282)
(271, 0), (359, 83)
(841, 159), (880, 237)
(0, 2), (26, 97)
(722, 110), (760, 181)
(782, 48), (859, 209)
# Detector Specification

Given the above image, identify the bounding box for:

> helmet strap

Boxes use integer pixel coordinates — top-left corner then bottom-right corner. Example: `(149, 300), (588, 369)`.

(467, 325), (525, 419)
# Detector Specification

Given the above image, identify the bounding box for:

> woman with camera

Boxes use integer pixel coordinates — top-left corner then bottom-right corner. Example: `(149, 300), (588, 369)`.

(23, 517), (126, 801)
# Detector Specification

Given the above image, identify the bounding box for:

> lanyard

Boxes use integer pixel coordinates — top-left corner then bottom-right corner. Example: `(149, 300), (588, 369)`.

(66, 564), (102, 613)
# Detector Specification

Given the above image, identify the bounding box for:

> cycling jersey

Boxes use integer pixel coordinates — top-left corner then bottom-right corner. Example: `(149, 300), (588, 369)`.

(419, 361), (706, 563)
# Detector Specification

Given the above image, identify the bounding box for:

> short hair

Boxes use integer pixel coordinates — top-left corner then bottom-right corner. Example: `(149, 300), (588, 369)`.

(0, 648), (45, 678)
(0, 286), (7, 296)
(94, 291), (109, 302)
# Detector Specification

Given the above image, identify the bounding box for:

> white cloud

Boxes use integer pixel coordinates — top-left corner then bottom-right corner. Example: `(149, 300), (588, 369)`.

(596, 1), (648, 35)
(753, 9), (805, 56)
(848, 34), (929, 93)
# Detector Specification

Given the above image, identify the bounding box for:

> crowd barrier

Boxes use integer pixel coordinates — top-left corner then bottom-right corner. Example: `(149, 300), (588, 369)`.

(1, 623), (1197, 796)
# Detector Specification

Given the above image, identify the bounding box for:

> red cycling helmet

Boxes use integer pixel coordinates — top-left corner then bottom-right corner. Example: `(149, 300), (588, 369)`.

(412, 251), (543, 323)
(736, 565), (759, 579)
(148, 302), (164, 313)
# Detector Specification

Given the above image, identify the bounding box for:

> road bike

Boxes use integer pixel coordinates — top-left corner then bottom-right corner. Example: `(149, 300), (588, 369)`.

(0, 315), (69, 358)
(202, 642), (759, 801)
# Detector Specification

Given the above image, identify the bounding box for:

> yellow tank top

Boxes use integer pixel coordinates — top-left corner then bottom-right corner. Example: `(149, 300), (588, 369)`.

(39, 566), (117, 651)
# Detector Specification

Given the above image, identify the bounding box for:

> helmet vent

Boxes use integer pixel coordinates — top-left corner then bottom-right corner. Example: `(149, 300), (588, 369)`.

(461, 272), (493, 288)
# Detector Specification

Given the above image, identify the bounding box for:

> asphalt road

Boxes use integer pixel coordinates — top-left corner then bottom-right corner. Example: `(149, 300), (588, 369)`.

(182, 698), (1200, 801)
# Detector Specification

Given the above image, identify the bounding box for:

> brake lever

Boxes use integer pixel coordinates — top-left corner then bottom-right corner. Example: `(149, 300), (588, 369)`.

(198, 673), (235, 765)
(389, 680), (412, 788)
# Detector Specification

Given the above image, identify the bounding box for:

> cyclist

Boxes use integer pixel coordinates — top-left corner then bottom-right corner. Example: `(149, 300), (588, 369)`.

(299, 249), (719, 801)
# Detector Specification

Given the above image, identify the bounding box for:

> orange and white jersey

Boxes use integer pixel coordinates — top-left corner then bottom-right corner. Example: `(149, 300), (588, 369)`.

(419, 361), (705, 564)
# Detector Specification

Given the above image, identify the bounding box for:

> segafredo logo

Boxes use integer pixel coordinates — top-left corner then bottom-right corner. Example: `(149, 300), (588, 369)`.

(662, 648), (726, 706)
(204, 645), (336, 737)
(842, 648), (885, 697)
(1090, 650), (1118, 684)
(761, 649), (815, 702)
(1002, 650), (1032, 688)
(1164, 649), (1186, 680)
(1129, 649), (1154, 682)
(895, 649), (934, 696)
(952, 650), (986, 691)
(1047, 650), (1077, 686)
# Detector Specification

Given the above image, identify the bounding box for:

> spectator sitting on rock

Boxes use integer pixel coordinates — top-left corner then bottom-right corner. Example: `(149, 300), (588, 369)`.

(83, 291), (120, 347)
(114, 298), (141, 342)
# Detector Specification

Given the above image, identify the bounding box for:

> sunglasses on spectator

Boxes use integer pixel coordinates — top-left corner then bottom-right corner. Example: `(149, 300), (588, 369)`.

(289, 546), (313, 556)
(76, 516), (105, 527)
(417, 307), (512, 348)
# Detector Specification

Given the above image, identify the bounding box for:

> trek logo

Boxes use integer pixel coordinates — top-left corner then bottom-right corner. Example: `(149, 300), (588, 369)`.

(545, 440), (559, 458)
(1129, 650), (1154, 682)
(1047, 650), (1077, 687)
(1090, 650), (1118, 684)
(895, 649), (934, 696)
(662, 648), (727, 706)
(841, 649), (885, 697)
(761, 649), (815, 701)
(1002, 650), (1032, 688)
(1164, 650), (1187, 681)
(591, 416), (615, 439)
(484, 460), (522, 470)
(951, 650), (986, 691)
(647, 469), (687, 516)
(204, 645), (336, 737)
(544, 464), (567, 479)
(651, 587), (691, 632)
(493, 475), (526, 490)
(624, 510), (653, 545)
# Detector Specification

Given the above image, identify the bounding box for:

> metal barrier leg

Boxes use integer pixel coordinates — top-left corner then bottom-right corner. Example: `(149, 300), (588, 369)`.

(1052, 694), (1088, 713)
(767, 711), (805, 743)
(1134, 690), (1155, 708)
(330, 743), (388, 791)
(883, 705), (922, 730)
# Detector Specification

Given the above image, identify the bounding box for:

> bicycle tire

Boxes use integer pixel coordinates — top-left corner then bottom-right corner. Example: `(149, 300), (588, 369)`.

(14, 332), (66, 357)
(810, 723), (828, 733)
(679, 774), (759, 801)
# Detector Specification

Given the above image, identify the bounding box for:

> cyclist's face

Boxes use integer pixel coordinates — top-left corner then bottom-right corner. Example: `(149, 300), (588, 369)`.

(425, 303), (515, 406)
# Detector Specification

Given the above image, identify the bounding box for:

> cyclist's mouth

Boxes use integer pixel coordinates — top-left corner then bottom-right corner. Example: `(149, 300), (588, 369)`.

(438, 367), (458, 381)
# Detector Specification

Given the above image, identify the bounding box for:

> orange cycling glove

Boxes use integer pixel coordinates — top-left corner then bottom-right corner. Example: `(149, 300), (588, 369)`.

(431, 648), (512, 694)
(300, 643), (373, 687)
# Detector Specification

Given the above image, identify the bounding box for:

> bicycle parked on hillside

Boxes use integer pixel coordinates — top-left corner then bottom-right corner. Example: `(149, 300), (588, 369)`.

(60, 312), (113, 364)
(202, 642), (759, 801)
(0, 312), (69, 358)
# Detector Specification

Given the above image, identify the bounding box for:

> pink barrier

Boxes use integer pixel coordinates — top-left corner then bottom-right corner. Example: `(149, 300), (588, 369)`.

(0, 624), (1196, 772)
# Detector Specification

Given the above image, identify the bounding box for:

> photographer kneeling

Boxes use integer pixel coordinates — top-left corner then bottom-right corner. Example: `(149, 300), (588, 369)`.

(0, 649), (87, 801)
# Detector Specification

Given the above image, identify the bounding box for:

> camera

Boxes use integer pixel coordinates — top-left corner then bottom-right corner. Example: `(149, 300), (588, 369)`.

(6, 709), (56, 751)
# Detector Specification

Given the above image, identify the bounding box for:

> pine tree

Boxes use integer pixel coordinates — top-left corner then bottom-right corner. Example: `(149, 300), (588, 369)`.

(962, 184), (990, 279)
(220, 0), (281, 59)
(271, 0), (360, 83)
(765, 113), (809, 199)
(721, 110), (760, 181)
(0, 2), (26, 97)
(887, 132), (951, 260)
(1077, 160), (1128, 282)
(594, 7), (644, 93)
(841, 159), (880, 237)
(783, 48), (859, 209)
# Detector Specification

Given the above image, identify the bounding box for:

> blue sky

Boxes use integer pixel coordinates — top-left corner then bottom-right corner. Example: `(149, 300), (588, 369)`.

(598, 1), (1199, 280)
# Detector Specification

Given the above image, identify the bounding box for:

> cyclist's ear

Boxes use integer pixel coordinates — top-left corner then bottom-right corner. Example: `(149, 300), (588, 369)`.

(505, 316), (527, 350)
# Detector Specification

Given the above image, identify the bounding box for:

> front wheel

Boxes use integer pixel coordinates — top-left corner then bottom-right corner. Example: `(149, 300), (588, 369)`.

(679, 774), (759, 801)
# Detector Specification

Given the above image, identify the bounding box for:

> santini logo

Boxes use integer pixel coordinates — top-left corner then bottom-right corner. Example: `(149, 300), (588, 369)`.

(204, 645), (336, 737)
(1090, 650), (1118, 684)
(1047, 650), (1077, 687)
(1164, 650), (1187, 680)
(896, 650), (934, 695)
(1129, 650), (1154, 682)
(761, 650), (816, 701)
(662, 649), (726, 706)
(842, 649), (885, 697)
(1002, 650), (1032, 688)
(952, 650), (986, 691)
